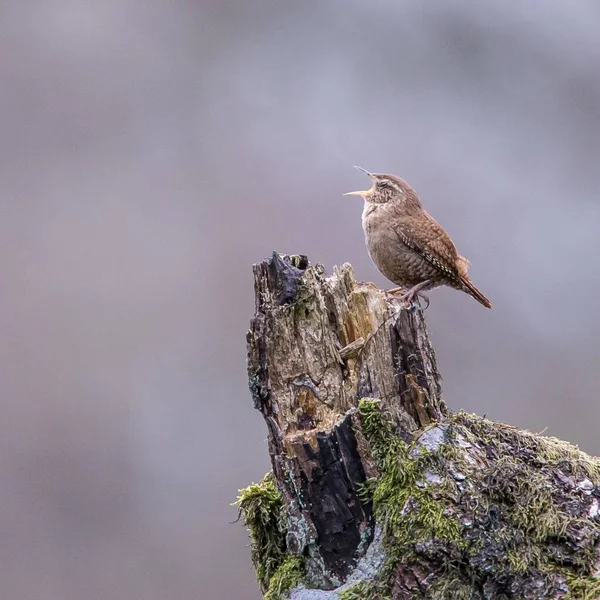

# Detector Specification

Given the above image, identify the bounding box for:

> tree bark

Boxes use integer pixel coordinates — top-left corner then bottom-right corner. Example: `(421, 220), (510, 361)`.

(242, 253), (600, 600)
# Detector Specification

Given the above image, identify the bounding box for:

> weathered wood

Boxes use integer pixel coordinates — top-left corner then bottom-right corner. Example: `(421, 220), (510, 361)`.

(246, 253), (446, 588)
(242, 253), (600, 600)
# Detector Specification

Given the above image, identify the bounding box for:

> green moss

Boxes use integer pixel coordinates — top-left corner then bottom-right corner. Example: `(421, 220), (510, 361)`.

(358, 399), (461, 547)
(356, 400), (464, 595)
(563, 573), (600, 600)
(452, 411), (600, 482)
(355, 403), (600, 598)
(264, 556), (304, 600)
(238, 407), (600, 599)
(481, 457), (569, 542)
(430, 577), (477, 600)
(506, 544), (543, 574)
(448, 412), (600, 595)
(339, 580), (390, 600)
(234, 473), (287, 591)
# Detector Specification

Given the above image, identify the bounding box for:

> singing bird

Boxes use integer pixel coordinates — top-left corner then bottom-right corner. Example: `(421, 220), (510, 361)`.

(344, 166), (492, 309)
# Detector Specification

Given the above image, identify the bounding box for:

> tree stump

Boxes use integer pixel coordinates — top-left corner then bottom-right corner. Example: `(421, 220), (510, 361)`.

(238, 253), (600, 600)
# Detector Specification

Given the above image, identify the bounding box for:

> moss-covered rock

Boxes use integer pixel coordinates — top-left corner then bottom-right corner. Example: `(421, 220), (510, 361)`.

(354, 401), (600, 599)
(237, 404), (600, 599)
(360, 399), (462, 545)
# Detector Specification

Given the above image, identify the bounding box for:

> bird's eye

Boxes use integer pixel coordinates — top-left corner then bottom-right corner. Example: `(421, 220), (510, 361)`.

(378, 179), (389, 187)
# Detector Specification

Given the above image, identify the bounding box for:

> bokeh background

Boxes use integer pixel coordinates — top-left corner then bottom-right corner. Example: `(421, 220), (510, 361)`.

(2, 1), (600, 598)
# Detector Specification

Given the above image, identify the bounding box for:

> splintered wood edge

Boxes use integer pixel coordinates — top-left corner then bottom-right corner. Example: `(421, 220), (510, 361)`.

(248, 253), (444, 455)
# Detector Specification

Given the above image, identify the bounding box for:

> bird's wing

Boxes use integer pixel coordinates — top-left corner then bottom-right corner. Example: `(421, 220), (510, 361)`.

(393, 212), (492, 308)
(392, 212), (463, 284)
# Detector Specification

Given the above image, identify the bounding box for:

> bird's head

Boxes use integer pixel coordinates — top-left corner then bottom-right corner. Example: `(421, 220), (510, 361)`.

(343, 166), (418, 206)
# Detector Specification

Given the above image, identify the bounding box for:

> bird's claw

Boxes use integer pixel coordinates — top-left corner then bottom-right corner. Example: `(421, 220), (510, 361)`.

(399, 291), (430, 310)
(387, 284), (431, 310)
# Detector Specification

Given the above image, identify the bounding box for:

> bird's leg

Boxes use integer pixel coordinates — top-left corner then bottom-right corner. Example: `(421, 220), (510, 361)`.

(391, 280), (432, 307)
(387, 286), (404, 294)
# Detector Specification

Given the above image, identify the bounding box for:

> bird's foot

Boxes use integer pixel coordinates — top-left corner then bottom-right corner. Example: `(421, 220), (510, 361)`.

(413, 291), (430, 310)
(387, 281), (431, 309)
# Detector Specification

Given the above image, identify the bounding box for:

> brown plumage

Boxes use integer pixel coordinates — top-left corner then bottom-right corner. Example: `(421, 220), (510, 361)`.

(344, 166), (492, 309)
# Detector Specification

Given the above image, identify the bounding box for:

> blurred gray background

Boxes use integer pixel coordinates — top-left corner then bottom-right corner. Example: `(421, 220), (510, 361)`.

(1, 1), (600, 598)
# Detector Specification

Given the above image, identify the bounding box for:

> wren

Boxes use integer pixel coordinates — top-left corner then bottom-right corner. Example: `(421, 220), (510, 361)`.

(344, 166), (492, 309)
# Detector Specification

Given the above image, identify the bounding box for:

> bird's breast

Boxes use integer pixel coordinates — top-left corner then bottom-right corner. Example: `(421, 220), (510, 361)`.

(362, 204), (401, 282)
(361, 203), (380, 236)
(361, 203), (436, 287)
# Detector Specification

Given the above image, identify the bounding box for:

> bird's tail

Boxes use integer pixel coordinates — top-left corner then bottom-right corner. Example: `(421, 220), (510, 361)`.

(460, 275), (492, 309)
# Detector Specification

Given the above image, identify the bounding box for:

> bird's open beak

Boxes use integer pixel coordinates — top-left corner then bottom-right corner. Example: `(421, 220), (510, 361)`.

(343, 165), (374, 197)
(353, 165), (373, 177)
